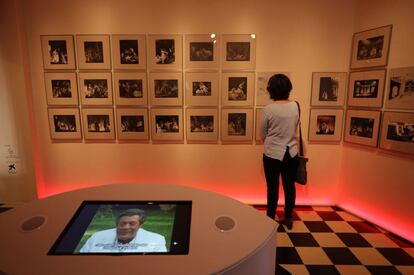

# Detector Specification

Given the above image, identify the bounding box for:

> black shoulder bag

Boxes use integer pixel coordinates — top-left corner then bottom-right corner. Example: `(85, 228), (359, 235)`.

(295, 101), (308, 185)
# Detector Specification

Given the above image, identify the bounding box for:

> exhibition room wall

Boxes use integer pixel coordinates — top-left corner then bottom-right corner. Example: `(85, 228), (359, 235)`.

(0, 0), (37, 202)
(0, 0), (413, 241)
(337, 0), (414, 243)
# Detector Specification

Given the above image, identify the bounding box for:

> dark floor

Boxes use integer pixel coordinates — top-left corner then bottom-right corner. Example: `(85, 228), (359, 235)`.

(254, 205), (414, 274)
(1, 204), (413, 274)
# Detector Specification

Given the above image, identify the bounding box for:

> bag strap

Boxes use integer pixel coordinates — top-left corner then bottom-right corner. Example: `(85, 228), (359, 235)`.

(295, 101), (304, 157)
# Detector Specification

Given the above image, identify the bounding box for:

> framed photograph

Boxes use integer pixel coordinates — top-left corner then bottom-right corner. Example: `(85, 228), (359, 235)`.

(311, 72), (347, 107)
(48, 108), (82, 140)
(221, 108), (253, 142)
(78, 72), (113, 106)
(347, 69), (386, 108)
(380, 112), (414, 155)
(150, 108), (183, 141)
(350, 25), (392, 70)
(222, 34), (256, 70)
(256, 72), (291, 106)
(41, 35), (76, 69)
(113, 72), (147, 106)
(222, 72), (255, 106)
(147, 34), (182, 70)
(344, 109), (381, 147)
(185, 72), (219, 106)
(186, 108), (218, 142)
(384, 66), (414, 110)
(308, 109), (344, 142)
(76, 35), (111, 70)
(44, 72), (78, 106)
(116, 108), (149, 140)
(184, 34), (219, 69)
(255, 108), (264, 142)
(82, 108), (115, 140)
(112, 34), (146, 70)
(149, 72), (182, 106)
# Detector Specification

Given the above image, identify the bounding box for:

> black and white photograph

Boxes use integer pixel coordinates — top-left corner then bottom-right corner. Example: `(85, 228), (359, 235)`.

(348, 70), (386, 108)
(357, 35), (384, 61)
(112, 35), (146, 69)
(192, 81), (211, 96)
(44, 72), (78, 106)
(113, 72), (147, 106)
(119, 80), (143, 98)
(79, 72), (113, 106)
(222, 35), (256, 70)
(150, 73), (182, 106)
(155, 39), (175, 64)
(154, 79), (178, 98)
(53, 115), (77, 132)
(319, 77), (339, 101)
(311, 72), (347, 107)
(87, 115), (111, 132)
(353, 79), (378, 98)
(116, 108), (148, 140)
(186, 108), (218, 142)
(386, 122), (414, 143)
(184, 34), (219, 69)
(316, 115), (336, 135)
(84, 79), (108, 98)
(76, 35), (111, 69)
(120, 115), (145, 132)
(222, 73), (254, 106)
(351, 25), (392, 69)
(226, 42), (250, 61)
(309, 109), (343, 142)
(84, 41), (104, 63)
(41, 35), (75, 69)
(228, 113), (246, 136)
(349, 117), (374, 138)
(120, 40), (139, 64)
(344, 110), (380, 147)
(384, 67), (414, 110)
(189, 42), (214, 61)
(48, 108), (82, 140)
(221, 108), (253, 142)
(155, 115), (179, 133)
(380, 112), (414, 154)
(228, 77), (247, 101)
(190, 116), (214, 132)
(48, 40), (68, 64)
(185, 73), (218, 106)
(51, 79), (72, 98)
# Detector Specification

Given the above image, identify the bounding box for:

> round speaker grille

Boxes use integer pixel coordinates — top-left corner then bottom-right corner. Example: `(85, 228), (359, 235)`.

(215, 216), (236, 232)
(21, 216), (46, 232)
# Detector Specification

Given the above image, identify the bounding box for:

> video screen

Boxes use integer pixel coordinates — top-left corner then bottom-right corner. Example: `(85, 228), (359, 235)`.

(49, 201), (192, 255)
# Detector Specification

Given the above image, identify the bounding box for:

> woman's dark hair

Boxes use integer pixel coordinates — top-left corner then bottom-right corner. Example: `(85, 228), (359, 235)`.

(267, 74), (292, 100)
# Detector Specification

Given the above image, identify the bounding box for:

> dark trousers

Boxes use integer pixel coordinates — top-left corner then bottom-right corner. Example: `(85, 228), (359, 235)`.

(263, 149), (299, 219)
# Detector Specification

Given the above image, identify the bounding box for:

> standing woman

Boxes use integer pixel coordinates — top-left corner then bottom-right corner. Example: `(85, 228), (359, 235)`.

(261, 74), (299, 229)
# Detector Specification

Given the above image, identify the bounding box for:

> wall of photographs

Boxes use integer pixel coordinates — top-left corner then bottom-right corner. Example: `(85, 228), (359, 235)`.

(308, 24), (414, 156)
(41, 33), (276, 144)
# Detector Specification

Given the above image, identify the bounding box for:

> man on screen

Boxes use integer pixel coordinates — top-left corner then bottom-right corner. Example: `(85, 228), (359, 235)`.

(80, 208), (167, 253)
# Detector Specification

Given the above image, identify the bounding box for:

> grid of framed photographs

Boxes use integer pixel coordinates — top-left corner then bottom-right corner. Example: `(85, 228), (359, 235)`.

(42, 33), (264, 144)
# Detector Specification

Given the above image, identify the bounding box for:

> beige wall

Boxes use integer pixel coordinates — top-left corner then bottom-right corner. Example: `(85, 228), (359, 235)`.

(20, 0), (355, 203)
(0, 0), (37, 203)
(338, 0), (414, 243)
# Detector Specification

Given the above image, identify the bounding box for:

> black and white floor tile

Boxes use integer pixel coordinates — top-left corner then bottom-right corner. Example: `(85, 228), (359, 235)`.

(255, 205), (414, 274)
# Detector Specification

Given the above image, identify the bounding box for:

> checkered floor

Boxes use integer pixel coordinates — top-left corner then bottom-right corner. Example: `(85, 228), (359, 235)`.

(254, 205), (414, 274)
(1, 204), (413, 274)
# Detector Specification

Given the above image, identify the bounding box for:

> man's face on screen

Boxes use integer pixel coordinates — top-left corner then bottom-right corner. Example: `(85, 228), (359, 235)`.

(116, 215), (141, 243)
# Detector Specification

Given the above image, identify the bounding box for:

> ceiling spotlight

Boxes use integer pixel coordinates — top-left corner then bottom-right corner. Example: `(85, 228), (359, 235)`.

(210, 33), (216, 39)
(250, 33), (256, 39)
(213, 39), (217, 44)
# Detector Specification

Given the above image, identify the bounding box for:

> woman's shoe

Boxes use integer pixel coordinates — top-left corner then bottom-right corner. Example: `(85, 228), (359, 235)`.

(281, 218), (293, 230)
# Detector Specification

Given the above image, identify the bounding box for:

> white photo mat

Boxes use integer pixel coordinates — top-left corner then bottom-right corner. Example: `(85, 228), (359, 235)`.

(186, 108), (218, 142)
(113, 72), (147, 106)
(344, 109), (381, 147)
(185, 72), (219, 106)
(48, 108), (82, 140)
(221, 72), (255, 106)
(41, 35), (76, 70)
(76, 35), (111, 70)
(150, 108), (184, 141)
(82, 108), (115, 140)
(78, 72), (113, 106)
(111, 34), (146, 70)
(311, 72), (347, 107)
(221, 108), (253, 142)
(44, 72), (79, 106)
(184, 34), (220, 69)
(347, 69), (386, 108)
(379, 111), (414, 155)
(116, 108), (149, 140)
(308, 108), (344, 142)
